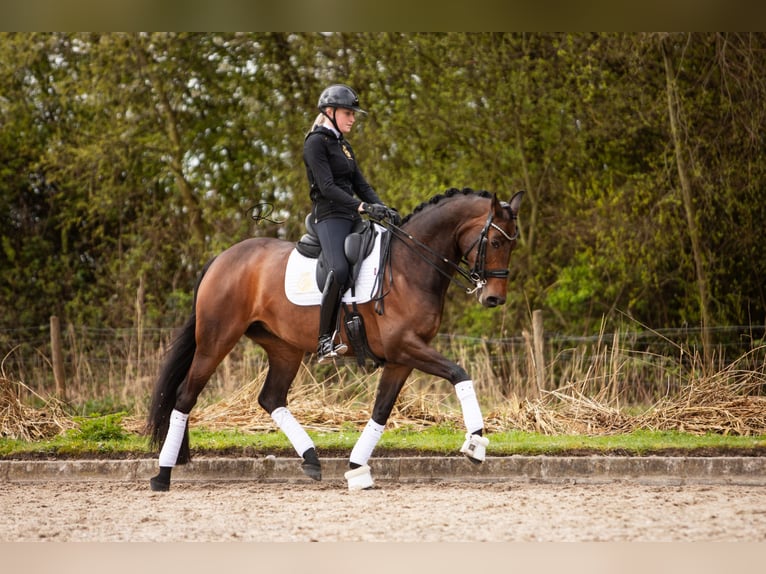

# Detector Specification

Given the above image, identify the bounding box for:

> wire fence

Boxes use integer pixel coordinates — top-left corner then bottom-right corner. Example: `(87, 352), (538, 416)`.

(2, 321), (765, 409)
(439, 324), (766, 402)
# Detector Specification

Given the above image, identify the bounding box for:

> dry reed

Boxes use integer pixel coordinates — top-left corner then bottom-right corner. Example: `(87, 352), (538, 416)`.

(485, 345), (766, 436)
(633, 349), (766, 436)
(1, 375), (74, 440)
(190, 346), (766, 437)
(4, 324), (766, 439)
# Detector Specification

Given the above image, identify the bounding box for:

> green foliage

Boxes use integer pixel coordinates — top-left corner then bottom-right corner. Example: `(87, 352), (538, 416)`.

(1, 32), (766, 340)
(1, 426), (763, 459)
(70, 413), (129, 442)
(546, 252), (604, 318)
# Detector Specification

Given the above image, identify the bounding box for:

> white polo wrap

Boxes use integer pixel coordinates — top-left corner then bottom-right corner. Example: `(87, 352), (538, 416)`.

(454, 380), (484, 434)
(158, 409), (189, 468)
(271, 407), (315, 457)
(349, 419), (385, 467)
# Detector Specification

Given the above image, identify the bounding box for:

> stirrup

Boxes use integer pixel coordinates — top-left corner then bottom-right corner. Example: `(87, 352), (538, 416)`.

(317, 335), (348, 363)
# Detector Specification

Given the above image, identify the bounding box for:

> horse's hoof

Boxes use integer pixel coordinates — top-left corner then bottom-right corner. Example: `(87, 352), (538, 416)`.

(344, 464), (374, 491)
(301, 462), (322, 481)
(150, 475), (171, 492)
(460, 432), (489, 464)
(301, 447), (322, 481)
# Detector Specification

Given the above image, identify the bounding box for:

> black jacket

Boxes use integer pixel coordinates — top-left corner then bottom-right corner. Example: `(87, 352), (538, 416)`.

(303, 126), (382, 222)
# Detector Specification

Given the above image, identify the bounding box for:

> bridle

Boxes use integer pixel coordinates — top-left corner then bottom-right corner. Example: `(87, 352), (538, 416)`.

(380, 201), (519, 296)
(461, 204), (519, 293)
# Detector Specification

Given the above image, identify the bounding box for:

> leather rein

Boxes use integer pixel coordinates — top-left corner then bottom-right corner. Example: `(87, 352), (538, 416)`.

(380, 202), (519, 295)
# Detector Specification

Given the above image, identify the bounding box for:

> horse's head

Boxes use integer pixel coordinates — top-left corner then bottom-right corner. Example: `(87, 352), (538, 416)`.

(460, 191), (524, 308)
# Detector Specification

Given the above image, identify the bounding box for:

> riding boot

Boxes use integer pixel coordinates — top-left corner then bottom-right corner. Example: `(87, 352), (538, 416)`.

(317, 271), (348, 363)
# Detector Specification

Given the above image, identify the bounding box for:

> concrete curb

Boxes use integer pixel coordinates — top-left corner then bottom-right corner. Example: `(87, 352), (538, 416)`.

(2, 456), (765, 486)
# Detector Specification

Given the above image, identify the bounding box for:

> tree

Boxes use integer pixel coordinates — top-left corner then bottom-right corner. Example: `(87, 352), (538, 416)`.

(2, 32), (766, 342)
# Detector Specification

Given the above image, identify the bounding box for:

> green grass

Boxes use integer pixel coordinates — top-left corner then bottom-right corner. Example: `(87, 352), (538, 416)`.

(1, 416), (764, 459)
(486, 430), (766, 455)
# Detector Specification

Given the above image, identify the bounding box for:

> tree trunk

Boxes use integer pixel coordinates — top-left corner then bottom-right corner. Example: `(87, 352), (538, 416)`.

(513, 115), (537, 256)
(131, 34), (206, 248)
(661, 35), (713, 367)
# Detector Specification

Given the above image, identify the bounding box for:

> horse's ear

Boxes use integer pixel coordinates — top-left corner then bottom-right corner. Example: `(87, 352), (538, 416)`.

(508, 190), (524, 216)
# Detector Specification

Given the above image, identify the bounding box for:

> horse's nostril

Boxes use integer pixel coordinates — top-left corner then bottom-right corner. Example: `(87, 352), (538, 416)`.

(485, 296), (505, 308)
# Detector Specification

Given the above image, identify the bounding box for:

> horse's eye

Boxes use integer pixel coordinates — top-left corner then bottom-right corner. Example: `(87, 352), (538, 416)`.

(491, 239), (501, 249)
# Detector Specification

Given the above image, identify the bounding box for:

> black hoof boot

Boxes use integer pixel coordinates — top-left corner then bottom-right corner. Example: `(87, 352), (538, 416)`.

(150, 467), (172, 491)
(301, 447), (322, 481)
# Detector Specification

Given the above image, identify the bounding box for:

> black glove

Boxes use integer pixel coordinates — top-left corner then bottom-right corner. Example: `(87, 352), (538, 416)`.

(361, 202), (387, 220)
(385, 206), (402, 226)
(362, 203), (401, 226)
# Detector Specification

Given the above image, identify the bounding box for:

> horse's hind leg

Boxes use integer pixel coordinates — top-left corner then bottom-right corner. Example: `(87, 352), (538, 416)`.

(150, 329), (242, 491)
(254, 338), (321, 480)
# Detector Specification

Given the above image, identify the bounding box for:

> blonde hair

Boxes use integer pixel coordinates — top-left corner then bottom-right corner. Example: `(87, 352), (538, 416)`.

(312, 112), (326, 130)
(305, 111), (331, 139)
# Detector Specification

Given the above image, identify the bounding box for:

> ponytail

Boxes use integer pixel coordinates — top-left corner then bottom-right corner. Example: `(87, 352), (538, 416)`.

(304, 112), (327, 139)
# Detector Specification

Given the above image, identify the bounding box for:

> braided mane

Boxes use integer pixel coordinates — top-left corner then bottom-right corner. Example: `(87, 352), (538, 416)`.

(400, 187), (492, 225)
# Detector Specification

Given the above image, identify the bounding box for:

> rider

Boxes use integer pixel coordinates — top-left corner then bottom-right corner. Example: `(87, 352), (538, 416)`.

(303, 83), (400, 363)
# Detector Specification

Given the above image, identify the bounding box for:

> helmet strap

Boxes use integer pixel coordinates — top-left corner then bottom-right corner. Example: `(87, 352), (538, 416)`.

(321, 108), (343, 137)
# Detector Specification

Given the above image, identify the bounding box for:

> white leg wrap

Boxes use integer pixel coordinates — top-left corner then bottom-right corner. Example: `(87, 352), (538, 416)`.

(460, 432), (490, 462)
(270, 407), (315, 457)
(158, 409), (189, 468)
(349, 419), (385, 467)
(344, 464), (374, 491)
(454, 380), (484, 434)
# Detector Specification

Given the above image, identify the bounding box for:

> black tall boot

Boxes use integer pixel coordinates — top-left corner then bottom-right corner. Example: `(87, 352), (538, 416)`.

(317, 271), (348, 363)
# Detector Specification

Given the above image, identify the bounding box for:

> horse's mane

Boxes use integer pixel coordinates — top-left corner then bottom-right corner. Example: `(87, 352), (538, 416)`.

(401, 187), (492, 225)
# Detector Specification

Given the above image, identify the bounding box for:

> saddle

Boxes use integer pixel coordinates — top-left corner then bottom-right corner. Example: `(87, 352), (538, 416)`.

(296, 214), (378, 292)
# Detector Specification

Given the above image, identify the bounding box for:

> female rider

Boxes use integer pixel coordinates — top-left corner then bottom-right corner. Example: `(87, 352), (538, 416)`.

(303, 84), (399, 362)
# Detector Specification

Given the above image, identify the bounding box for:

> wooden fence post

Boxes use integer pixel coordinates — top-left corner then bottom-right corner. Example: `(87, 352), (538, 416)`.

(532, 309), (546, 391)
(50, 315), (66, 401)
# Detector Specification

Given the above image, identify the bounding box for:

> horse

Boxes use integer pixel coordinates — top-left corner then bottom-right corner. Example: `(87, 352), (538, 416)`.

(147, 187), (524, 491)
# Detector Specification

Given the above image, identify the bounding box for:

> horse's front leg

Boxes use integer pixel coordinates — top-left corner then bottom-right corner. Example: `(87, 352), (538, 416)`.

(389, 336), (490, 465)
(344, 363), (413, 490)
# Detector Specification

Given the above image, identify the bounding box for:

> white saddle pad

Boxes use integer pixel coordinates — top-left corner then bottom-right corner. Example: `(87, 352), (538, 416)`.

(284, 224), (387, 306)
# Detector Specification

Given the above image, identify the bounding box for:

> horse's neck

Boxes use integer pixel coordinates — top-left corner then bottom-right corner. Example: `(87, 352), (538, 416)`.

(412, 202), (472, 258)
(396, 208), (464, 290)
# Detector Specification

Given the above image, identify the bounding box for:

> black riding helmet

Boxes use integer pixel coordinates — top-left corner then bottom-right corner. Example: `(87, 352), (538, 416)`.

(317, 84), (367, 113)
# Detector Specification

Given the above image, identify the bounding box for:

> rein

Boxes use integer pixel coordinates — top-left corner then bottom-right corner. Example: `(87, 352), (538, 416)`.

(378, 203), (518, 296)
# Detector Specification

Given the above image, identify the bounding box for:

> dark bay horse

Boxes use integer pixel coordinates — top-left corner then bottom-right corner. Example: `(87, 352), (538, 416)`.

(147, 187), (523, 491)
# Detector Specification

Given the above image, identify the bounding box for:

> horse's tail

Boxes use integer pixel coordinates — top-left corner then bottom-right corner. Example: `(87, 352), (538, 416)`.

(146, 311), (196, 463)
(146, 257), (216, 464)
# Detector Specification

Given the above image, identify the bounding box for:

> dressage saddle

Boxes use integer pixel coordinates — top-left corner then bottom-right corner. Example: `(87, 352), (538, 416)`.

(296, 214), (378, 292)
